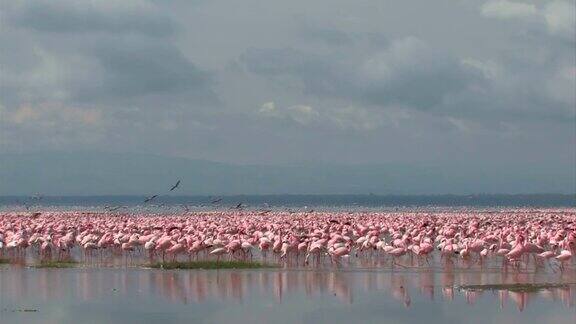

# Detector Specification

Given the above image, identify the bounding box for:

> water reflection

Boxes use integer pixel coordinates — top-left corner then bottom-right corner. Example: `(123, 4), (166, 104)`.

(1, 268), (574, 311)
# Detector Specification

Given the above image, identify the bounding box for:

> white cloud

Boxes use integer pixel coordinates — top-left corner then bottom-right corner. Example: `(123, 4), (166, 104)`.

(461, 58), (501, 80)
(258, 101), (279, 116)
(258, 102), (384, 130)
(4, 46), (70, 103)
(481, 1), (575, 38)
(481, 1), (537, 19)
(543, 1), (576, 37)
(0, 102), (105, 149)
(361, 36), (429, 82)
(258, 102), (319, 125)
(545, 65), (576, 112)
(286, 105), (319, 125)
(5, 103), (102, 126)
(328, 106), (383, 131)
(447, 117), (472, 133)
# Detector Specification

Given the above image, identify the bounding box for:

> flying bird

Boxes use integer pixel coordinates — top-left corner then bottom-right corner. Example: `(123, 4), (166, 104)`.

(211, 197), (223, 204)
(144, 195), (158, 203)
(170, 180), (181, 191)
(234, 203), (243, 209)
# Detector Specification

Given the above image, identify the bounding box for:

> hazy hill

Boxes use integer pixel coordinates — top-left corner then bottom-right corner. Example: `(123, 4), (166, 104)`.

(0, 152), (573, 195)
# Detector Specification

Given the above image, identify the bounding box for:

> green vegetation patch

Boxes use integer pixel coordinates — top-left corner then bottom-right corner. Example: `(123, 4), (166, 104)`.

(0, 258), (11, 264)
(457, 282), (572, 293)
(147, 260), (278, 270)
(33, 260), (79, 268)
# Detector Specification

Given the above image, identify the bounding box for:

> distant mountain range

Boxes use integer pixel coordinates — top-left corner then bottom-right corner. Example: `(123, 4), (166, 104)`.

(0, 151), (574, 195)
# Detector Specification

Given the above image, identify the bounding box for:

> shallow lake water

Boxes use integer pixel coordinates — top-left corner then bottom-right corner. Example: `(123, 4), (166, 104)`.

(1, 266), (574, 324)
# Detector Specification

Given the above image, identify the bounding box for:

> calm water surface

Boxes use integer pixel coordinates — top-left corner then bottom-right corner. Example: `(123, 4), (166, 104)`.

(0, 266), (574, 324)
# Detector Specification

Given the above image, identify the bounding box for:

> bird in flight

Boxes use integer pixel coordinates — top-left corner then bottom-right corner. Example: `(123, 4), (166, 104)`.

(234, 203), (243, 209)
(211, 197), (223, 204)
(144, 195), (158, 203)
(170, 180), (181, 191)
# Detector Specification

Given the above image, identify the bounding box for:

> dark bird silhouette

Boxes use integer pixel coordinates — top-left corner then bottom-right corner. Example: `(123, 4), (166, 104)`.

(234, 203), (243, 209)
(144, 195), (158, 203)
(211, 197), (223, 204)
(170, 180), (181, 191)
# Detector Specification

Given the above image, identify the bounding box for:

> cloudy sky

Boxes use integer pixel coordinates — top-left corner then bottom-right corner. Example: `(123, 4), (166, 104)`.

(1, 0), (574, 173)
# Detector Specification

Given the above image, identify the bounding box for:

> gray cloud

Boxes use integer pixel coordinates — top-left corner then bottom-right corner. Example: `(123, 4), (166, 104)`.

(295, 16), (355, 46)
(77, 37), (213, 102)
(1, 0), (215, 107)
(0, 0), (216, 154)
(481, 1), (537, 19)
(240, 30), (574, 124)
(358, 37), (484, 110)
(240, 39), (485, 116)
(0, 0), (573, 192)
(481, 0), (575, 40)
(5, 0), (175, 36)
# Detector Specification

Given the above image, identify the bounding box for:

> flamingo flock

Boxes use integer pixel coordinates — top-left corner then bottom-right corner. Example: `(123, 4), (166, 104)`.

(0, 208), (574, 271)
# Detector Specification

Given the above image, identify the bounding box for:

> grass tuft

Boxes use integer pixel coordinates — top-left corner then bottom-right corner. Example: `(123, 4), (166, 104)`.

(458, 283), (572, 293)
(0, 258), (11, 264)
(33, 260), (79, 268)
(147, 260), (278, 270)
